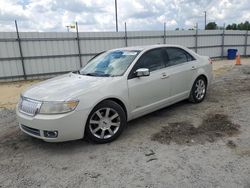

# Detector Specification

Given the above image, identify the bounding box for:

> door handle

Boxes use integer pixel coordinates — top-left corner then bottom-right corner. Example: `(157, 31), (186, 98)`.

(161, 73), (169, 79)
(191, 66), (197, 70)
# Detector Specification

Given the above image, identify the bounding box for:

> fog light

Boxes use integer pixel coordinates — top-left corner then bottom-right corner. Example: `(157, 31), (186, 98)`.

(44, 130), (58, 138)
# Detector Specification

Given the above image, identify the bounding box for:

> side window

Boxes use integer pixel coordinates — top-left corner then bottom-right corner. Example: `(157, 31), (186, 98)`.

(133, 48), (165, 72)
(186, 52), (195, 61)
(165, 48), (195, 66)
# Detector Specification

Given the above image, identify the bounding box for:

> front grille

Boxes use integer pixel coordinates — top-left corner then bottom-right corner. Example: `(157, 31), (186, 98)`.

(19, 97), (41, 116)
(21, 124), (41, 136)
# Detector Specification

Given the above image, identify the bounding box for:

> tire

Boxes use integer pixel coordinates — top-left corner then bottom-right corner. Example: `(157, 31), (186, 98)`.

(189, 76), (207, 103)
(85, 100), (126, 144)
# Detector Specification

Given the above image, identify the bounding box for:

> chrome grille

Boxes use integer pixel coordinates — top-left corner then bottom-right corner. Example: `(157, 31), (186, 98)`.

(19, 98), (41, 116)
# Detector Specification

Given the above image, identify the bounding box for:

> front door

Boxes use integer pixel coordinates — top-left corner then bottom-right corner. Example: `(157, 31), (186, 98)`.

(127, 48), (171, 118)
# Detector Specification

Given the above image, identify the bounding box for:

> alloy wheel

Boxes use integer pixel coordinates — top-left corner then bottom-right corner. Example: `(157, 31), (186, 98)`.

(194, 79), (206, 100)
(89, 107), (121, 139)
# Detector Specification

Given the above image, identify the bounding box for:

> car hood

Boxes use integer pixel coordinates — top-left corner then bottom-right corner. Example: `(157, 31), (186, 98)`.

(22, 73), (117, 101)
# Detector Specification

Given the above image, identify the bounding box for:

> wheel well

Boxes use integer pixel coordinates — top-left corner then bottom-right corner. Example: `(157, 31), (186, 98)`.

(197, 74), (208, 85)
(100, 98), (127, 120)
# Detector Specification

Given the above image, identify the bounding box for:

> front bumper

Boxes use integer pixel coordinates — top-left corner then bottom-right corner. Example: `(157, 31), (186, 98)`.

(16, 108), (89, 142)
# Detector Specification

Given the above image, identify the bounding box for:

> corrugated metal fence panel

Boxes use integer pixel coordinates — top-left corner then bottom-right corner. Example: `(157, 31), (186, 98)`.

(247, 34), (250, 44)
(19, 32), (80, 76)
(224, 30), (246, 45)
(81, 55), (93, 67)
(247, 48), (250, 55)
(24, 57), (79, 75)
(197, 30), (222, 57)
(1, 30), (250, 81)
(0, 60), (23, 78)
(127, 31), (163, 46)
(246, 32), (250, 55)
(20, 32), (78, 56)
(198, 47), (222, 57)
(0, 32), (24, 79)
(0, 32), (20, 58)
(198, 30), (222, 47)
(166, 30), (195, 48)
(79, 32), (125, 54)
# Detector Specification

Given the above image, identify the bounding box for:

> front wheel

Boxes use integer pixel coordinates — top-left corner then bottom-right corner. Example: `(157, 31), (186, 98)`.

(189, 76), (207, 103)
(85, 100), (126, 144)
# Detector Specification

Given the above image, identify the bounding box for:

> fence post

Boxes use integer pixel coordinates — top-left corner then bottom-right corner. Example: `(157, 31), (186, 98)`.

(76, 22), (82, 67)
(244, 30), (248, 56)
(15, 20), (26, 80)
(195, 23), (198, 53)
(124, 22), (128, 47)
(163, 22), (166, 44)
(221, 23), (225, 58)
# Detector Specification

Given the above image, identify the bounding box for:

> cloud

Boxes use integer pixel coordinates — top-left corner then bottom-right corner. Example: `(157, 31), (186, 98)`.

(0, 0), (249, 32)
(53, 0), (104, 13)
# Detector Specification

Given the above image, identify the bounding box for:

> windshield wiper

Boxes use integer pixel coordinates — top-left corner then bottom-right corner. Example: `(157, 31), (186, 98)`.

(99, 73), (111, 77)
(72, 70), (80, 74)
(85, 73), (97, 76)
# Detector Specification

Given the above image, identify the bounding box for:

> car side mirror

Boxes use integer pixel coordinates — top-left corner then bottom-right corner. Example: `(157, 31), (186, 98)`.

(135, 68), (150, 77)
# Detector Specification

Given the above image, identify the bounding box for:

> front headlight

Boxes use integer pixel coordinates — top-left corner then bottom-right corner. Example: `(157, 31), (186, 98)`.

(39, 100), (79, 114)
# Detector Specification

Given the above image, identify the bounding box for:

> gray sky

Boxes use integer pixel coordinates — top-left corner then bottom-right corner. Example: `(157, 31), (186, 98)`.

(0, 0), (249, 32)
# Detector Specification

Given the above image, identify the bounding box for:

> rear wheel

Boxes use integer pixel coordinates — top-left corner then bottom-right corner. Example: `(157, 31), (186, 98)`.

(189, 76), (207, 103)
(85, 100), (126, 144)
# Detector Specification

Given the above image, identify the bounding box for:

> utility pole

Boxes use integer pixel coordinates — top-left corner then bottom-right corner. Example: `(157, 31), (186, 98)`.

(124, 22), (127, 47)
(204, 11), (207, 30)
(115, 0), (118, 32)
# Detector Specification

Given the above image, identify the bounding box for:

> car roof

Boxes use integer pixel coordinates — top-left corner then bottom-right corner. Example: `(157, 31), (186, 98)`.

(110, 44), (185, 52)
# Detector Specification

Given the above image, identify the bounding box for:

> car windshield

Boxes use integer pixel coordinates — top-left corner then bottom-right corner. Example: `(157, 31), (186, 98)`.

(79, 50), (140, 77)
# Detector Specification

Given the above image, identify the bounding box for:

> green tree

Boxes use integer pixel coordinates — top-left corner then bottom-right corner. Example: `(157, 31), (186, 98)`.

(226, 24), (232, 30)
(237, 22), (244, 30)
(205, 22), (218, 30)
(243, 21), (250, 30)
(231, 23), (237, 30)
(226, 21), (250, 30)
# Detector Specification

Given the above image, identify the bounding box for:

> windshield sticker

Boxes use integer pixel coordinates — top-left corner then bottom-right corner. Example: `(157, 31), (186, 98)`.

(123, 51), (138, 56)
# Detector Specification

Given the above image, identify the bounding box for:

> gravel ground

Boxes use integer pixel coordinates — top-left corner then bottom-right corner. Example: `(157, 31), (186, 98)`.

(0, 59), (250, 188)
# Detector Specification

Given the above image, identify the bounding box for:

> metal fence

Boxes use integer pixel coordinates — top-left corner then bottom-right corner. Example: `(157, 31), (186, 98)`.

(0, 26), (249, 81)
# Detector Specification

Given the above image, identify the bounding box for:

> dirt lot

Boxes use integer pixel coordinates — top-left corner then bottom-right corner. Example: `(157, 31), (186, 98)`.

(0, 58), (250, 187)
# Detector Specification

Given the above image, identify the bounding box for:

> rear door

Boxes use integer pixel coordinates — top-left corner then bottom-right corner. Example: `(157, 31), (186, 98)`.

(164, 47), (198, 100)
